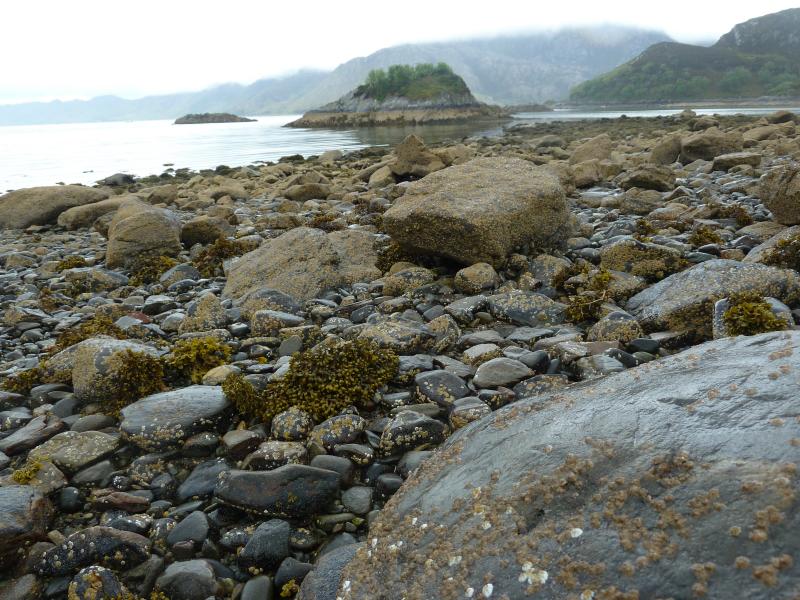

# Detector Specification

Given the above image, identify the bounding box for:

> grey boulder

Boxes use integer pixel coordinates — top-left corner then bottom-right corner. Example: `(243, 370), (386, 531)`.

(334, 331), (800, 599)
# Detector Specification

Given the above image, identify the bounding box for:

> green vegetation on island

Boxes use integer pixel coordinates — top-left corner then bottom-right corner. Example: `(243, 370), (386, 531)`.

(571, 8), (800, 103)
(355, 63), (470, 101)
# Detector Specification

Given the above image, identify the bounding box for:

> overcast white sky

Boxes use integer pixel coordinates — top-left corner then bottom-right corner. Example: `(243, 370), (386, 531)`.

(2, 0), (798, 104)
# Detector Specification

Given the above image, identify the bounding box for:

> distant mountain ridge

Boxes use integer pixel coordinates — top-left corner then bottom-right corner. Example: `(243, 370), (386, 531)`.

(0, 26), (669, 126)
(571, 8), (800, 103)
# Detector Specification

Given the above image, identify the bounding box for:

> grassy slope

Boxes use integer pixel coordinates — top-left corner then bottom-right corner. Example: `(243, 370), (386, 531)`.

(570, 9), (800, 103)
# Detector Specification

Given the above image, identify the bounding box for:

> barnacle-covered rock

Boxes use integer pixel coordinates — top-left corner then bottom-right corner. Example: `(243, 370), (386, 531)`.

(331, 331), (800, 599)
(35, 526), (151, 576)
(120, 385), (230, 451)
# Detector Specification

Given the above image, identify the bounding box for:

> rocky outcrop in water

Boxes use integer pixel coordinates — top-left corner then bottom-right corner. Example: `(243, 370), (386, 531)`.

(174, 113), (256, 124)
(287, 90), (506, 129)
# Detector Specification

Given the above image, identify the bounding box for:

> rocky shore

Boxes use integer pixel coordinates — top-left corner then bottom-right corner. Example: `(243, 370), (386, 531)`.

(1, 108), (800, 600)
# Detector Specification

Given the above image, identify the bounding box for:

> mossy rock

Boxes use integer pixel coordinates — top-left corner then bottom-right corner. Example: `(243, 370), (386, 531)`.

(600, 238), (686, 281)
(166, 336), (232, 384)
(712, 293), (793, 338)
(627, 259), (800, 339)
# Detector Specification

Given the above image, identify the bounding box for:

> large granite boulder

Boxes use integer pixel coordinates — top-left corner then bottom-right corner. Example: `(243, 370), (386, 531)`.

(569, 133), (613, 164)
(760, 164), (800, 225)
(326, 331), (800, 599)
(105, 198), (182, 268)
(57, 196), (129, 230)
(0, 185), (108, 229)
(626, 259), (800, 338)
(382, 157), (570, 266)
(679, 128), (743, 163)
(223, 227), (380, 302)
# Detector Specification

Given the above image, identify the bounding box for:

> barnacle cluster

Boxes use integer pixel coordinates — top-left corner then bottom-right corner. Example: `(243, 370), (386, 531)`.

(166, 336), (232, 384)
(722, 292), (788, 336)
(223, 339), (398, 422)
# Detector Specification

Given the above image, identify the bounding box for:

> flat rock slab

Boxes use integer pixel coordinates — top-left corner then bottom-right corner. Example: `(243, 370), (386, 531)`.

(29, 430), (118, 474)
(334, 331), (800, 599)
(120, 385), (230, 451)
(215, 465), (340, 518)
(223, 227), (380, 302)
(0, 486), (51, 569)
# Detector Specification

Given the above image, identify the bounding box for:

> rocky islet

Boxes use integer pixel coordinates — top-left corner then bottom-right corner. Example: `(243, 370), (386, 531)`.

(0, 109), (798, 599)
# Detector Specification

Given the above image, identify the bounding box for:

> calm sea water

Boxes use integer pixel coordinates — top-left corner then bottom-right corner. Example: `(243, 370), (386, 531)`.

(1, 107), (797, 191)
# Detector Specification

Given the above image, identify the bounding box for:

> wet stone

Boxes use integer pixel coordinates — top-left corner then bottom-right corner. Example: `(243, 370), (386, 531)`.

(309, 413), (366, 451)
(68, 566), (124, 600)
(341, 486), (374, 515)
(378, 411), (447, 456)
(238, 519), (291, 571)
(242, 440), (308, 470)
(0, 486), (52, 570)
(166, 510), (209, 548)
(120, 385), (230, 451)
(35, 526), (151, 576)
(176, 458), (231, 502)
(309, 455), (356, 487)
(472, 357), (534, 388)
(214, 465), (341, 518)
(449, 396), (492, 429)
(414, 370), (470, 407)
(270, 406), (314, 441)
(155, 559), (220, 600)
